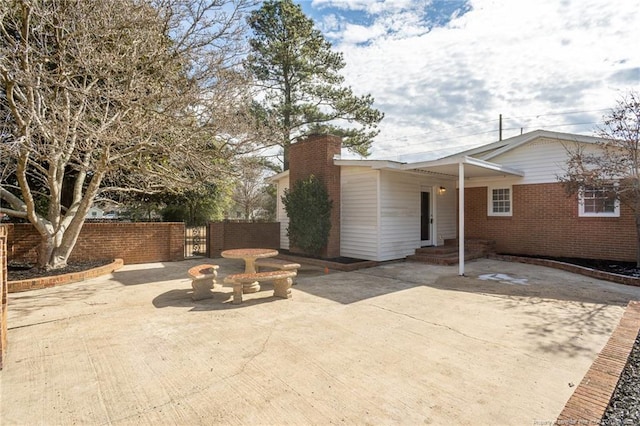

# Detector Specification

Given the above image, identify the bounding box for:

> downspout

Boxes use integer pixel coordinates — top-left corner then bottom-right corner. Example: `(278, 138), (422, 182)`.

(458, 161), (465, 276)
(376, 170), (381, 261)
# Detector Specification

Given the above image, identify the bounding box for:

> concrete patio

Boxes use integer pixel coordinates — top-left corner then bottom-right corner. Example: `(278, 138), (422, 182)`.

(2, 258), (640, 425)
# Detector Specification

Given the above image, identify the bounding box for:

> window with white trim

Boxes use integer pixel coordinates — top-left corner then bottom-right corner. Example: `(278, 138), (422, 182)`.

(488, 186), (512, 216)
(579, 186), (619, 217)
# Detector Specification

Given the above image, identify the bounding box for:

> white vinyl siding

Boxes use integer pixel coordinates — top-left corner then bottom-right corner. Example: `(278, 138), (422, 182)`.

(464, 138), (603, 188)
(277, 168), (457, 262)
(340, 167), (379, 260)
(377, 171), (457, 261)
(378, 171), (421, 260)
(276, 176), (290, 250)
(435, 183), (457, 245)
(340, 168), (458, 261)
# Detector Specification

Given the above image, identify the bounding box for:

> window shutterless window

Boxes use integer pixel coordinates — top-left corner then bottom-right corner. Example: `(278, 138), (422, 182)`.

(579, 186), (619, 217)
(488, 186), (512, 216)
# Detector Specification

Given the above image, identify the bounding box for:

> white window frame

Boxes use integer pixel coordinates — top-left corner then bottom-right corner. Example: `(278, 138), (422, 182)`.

(488, 185), (512, 217)
(578, 185), (620, 217)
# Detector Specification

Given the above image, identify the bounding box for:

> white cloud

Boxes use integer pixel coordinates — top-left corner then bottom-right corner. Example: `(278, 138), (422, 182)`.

(312, 0), (423, 15)
(309, 0), (640, 159)
(313, 0), (439, 43)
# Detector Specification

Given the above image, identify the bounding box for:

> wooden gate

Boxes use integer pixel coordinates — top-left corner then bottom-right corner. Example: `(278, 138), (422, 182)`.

(184, 226), (207, 258)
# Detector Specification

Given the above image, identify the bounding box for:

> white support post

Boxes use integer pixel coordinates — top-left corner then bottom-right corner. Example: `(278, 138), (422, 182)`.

(458, 161), (465, 276)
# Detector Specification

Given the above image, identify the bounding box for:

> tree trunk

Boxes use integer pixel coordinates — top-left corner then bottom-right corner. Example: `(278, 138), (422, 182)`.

(37, 235), (56, 270)
(36, 210), (89, 270)
(283, 143), (290, 171)
(37, 237), (70, 270)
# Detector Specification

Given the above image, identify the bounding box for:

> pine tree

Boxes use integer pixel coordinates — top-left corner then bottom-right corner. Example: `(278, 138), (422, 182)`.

(246, 0), (384, 170)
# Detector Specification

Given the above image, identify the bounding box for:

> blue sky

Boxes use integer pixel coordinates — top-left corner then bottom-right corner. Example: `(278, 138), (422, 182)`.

(292, 0), (640, 160)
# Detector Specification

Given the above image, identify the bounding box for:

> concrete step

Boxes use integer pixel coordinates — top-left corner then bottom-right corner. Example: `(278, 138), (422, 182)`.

(414, 245), (458, 255)
(443, 239), (496, 254)
(407, 250), (485, 266)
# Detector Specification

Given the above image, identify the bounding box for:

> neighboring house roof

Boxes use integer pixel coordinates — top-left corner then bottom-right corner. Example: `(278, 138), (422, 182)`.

(443, 129), (603, 162)
(265, 169), (289, 183)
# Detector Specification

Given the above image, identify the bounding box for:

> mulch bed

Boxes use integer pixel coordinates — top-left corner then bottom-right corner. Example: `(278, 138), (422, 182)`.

(602, 330), (640, 425)
(7, 260), (113, 281)
(277, 249), (366, 264)
(501, 255), (640, 278)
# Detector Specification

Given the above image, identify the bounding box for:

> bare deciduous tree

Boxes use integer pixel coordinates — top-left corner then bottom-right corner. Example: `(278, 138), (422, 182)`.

(559, 91), (640, 266)
(0, 0), (260, 269)
(229, 156), (276, 220)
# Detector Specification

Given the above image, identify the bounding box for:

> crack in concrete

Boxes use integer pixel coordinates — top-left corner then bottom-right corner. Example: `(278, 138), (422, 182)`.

(8, 312), (97, 330)
(226, 324), (275, 379)
(368, 303), (539, 360)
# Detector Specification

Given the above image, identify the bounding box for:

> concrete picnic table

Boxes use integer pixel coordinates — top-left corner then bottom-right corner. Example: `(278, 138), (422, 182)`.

(221, 248), (279, 293)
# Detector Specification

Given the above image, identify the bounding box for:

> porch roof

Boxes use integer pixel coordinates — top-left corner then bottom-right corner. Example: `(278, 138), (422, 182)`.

(334, 155), (524, 180)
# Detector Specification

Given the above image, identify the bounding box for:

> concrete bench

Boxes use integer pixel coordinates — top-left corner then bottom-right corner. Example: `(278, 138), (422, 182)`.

(255, 258), (301, 271)
(188, 264), (219, 301)
(255, 258), (301, 284)
(224, 270), (297, 305)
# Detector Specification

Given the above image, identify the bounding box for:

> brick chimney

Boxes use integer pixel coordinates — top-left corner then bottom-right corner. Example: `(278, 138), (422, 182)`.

(289, 135), (341, 259)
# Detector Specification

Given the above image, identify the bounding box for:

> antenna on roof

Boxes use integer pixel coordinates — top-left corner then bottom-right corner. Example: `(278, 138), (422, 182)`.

(499, 114), (503, 141)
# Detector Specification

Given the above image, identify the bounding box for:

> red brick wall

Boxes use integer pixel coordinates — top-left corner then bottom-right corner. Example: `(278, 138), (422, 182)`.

(0, 225), (7, 370)
(209, 221), (280, 258)
(464, 182), (637, 262)
(6, 222), (185, 265)
(289, 134), (342, 258)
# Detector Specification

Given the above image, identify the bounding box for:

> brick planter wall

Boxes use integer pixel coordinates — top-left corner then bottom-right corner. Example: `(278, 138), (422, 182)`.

(464, 183), (637, 262)
(557, 301), (640, 424)
(209, 221), (279, 258)
(6, 222), (185, 265)
(0, 225), (7, 370)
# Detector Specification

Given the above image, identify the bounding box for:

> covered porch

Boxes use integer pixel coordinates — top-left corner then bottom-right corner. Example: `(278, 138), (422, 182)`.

(404, 155), (524, 275)
(337, 155), (524, 274)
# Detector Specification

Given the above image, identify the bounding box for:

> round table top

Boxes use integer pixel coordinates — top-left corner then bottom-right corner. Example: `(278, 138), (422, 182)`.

(220, 248), (279, 259)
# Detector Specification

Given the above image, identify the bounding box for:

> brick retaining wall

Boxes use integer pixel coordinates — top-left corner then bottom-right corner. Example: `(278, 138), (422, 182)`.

(8, 259), (124, 293)
(0, 226), (7, 370)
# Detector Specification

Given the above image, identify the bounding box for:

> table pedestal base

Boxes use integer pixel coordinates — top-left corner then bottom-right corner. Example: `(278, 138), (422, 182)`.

(243, 282), (260, 293)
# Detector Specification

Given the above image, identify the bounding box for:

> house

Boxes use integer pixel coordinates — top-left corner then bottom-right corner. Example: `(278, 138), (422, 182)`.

(85, 206), (105, 219)
(269, 131), (636, 273)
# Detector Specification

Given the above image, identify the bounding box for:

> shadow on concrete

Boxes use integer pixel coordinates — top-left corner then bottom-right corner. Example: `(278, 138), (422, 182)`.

(421, 270), (636, 358)
(510, 299), (615, 358)
(340, 260), (640, 359)
(293, 268), (426, 305)
(8, 285), (100, 320)
(151, 285), (297, 311)
(428, 272), (638, 307)
(110, 264), (205, 286)
(109, 258), (247, 286)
